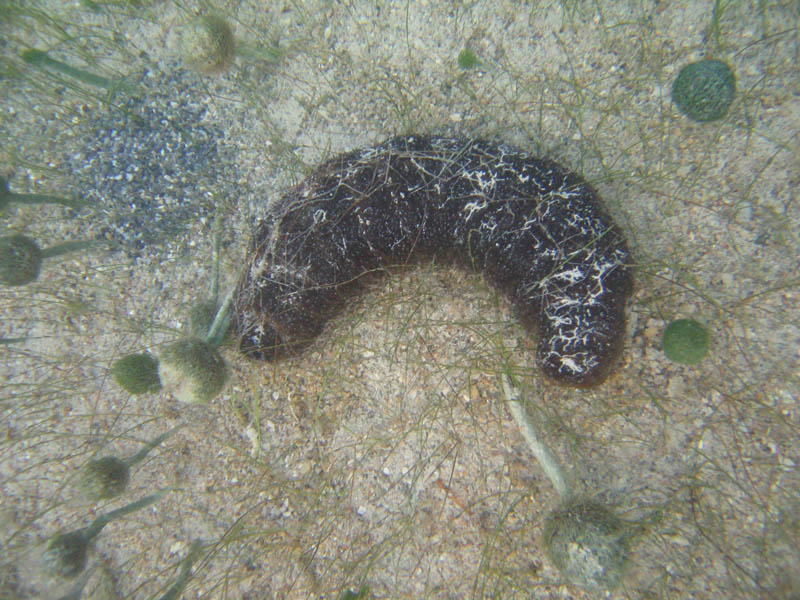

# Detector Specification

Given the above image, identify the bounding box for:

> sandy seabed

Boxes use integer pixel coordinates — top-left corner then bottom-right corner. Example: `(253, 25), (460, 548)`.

(1, 1), (798, 599)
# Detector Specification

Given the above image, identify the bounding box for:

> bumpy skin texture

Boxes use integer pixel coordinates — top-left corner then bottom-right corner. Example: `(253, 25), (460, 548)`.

(234, 136), (633, 387)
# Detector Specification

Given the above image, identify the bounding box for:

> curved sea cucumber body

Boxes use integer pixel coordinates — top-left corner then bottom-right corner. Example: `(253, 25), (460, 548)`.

(233, 136), (633, 387)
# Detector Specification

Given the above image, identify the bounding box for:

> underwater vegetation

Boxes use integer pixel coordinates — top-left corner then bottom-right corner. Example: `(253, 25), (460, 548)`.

(457, 48), (479, 70)
(188, 298), (229, 339)
(110, 352), (162, 395)
(42, 491), (168, 579)
(21, 48), (125, 92)
(153, 540), (201, 600)
(0, 234), (100, 286)
(157, 337), (228, 404)
(542, 498), (630, 591)
(79, 427), (178, 501)
(502, 375), (632, 590)
(662, 318), (711, 365)
(0, 175), (85, 212)
(671, 59), (736, 122)
(178, 13), (236, 75)
(112, 288), (233, 404)
(157, 287), (233, 404)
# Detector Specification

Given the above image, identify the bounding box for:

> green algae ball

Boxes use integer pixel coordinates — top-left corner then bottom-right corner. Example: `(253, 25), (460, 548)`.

(111, 353), (162, 395)
(0, 234), (42, 286)
(662, 318), (710, 365)
(180, 14), (235, 75)
(542, 498), (630, 591)
(457, 48), (478, 70)
(42, 531), (88, 579)
(158, 338), (227, 404)
(81, 456), (130, 501)
(671, 59), (735, 122)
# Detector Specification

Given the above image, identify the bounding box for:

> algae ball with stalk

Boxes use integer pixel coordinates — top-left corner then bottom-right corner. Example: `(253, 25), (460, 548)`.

(110, 289), (233, 403)
(158, 287), (234, 404)
(0, 234), (103, 287)
(500, 374), (632, 591)
(187, 210), (230, 341)
(79, 427), (180, 501)
(42, 490), (168, 579)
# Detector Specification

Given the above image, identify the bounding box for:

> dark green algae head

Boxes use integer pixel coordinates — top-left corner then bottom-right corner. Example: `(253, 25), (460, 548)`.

(672, 59), (735, 122)
(662, 318), (710, 365)
(0, 234), (43, 286)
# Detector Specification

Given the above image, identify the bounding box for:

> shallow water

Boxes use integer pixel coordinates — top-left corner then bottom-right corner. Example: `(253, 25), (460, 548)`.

(1, 2), (798, 599)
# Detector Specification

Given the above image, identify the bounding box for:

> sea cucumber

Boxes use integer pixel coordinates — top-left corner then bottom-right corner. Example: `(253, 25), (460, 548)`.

(233, 136), (633, 387)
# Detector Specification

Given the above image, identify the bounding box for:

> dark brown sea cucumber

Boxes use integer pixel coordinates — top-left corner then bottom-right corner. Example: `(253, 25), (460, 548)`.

(233, 136), (633, 387)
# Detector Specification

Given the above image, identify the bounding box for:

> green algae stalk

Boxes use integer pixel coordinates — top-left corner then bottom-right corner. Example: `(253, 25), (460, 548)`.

(205, 285), (235, 347)
(1, 175), (86, 212)
(156, 540), (201, 600)
(22, 48), (125, 92)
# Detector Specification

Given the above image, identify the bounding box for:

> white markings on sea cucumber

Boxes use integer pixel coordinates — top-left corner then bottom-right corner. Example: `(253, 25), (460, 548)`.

(313, 208), (327, 224)
(462, 198), (488, 221)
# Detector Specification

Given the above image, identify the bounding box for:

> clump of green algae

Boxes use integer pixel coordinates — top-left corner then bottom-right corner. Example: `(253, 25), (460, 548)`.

(662, 318), (710, 364)
(0, 234), (101, 286)
(671, 59), (735, 122)
(42, 491), (168, 579)
(179, 14), (236, 75)
(111, 353), (162, 395)
(79, 427), (179, 501)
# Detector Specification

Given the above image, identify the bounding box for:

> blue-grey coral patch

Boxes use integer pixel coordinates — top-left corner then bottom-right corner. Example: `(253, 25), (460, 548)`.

(64, 66), (228, 253)
(234, 136), (633, 387)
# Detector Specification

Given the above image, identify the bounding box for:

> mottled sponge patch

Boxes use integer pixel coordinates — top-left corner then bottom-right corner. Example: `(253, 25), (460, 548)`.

(234, 136), (633, 387)
(63, 66), (229, 254)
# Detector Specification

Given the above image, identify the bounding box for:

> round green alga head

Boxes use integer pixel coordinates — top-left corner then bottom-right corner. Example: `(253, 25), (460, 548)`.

(81, 456), (130, 500)
(111, 353), (162, 395)
(662, 318), (710, 365)
(42, 530), (88, 579)
(671, 59), (735, 122)
(542, 498), (629, 591)
(180, 14), (235, 75)
(158, 338), (227, 404)
(457, 48), (478, 70)
(0, 234), (43, 286)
